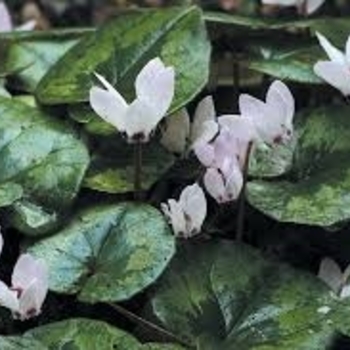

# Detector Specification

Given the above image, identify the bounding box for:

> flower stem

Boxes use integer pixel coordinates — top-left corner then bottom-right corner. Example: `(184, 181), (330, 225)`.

(108, 303), (193, 349)
(134, 140), (143, 200)
(236, 141), (253, 242)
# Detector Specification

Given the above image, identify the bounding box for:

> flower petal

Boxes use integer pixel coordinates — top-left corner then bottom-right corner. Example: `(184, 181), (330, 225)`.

(18, 280), (43, 320)
(135, 57), (175, 121)
(306, 0), (325, 14)
(160, 109), (190, 155)
(0, 2), (12, 32)
(0, 280), (18, 313)
(165, 199), (187, 237)
(266, 80), (295, 126)
(194, 140), (215, 168)
(204, 168), (226, 204)
(314, 61), (350, 96)
(318, 257), (343, 294)
(12, 254), (47, 291)
(315, 32), (345, 64)
(191, 96), (216, 144)
(180, 183), (207, 234)
(224, 161), (243, 201)
(89, 86), (127, 130)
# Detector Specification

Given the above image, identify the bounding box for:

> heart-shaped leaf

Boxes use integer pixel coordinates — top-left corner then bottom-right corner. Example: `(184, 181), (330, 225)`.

(3, 29), (90, 92)
(0, 318), (183, 349)
(248, 105), (350, 227)
(29, 203), (175, 303)
(0, 97), (89, 235)
(150, 240), (347, 349)
(36, 6), (210, 112)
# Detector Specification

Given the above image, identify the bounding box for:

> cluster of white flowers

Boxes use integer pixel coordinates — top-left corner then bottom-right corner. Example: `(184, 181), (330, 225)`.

(90, 58), (295, 239)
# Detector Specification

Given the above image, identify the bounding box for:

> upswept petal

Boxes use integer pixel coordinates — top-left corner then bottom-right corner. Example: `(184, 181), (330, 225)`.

(168, 199), (187, 237)
(266, 80), (295, 126)
(0, 2), (12, 32)
(204, 168), (227, 204)
(340, 285), (350, 299)
(194, 141), (215, 168)
(0, 281), (18, 312)
(239, 94), (266, 121)
(89, 87), (127, 130)
(18, 280), (41, 320)
(180, 184), (207, 234)
(160, 109), (190, 155)
(94, 73), (128, 106)
(191, 96), (216, 144)
(12, 254), (47, 290)
(135, 57), (175, 120)
(306, 0), (325, 14)
(224, 162), (244, 201)
(315, 32), (345, 64)
(318, 257), (343, 294)
(314, 61), (350, 96)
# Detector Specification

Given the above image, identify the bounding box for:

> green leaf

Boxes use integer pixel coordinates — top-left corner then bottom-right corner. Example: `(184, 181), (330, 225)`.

(0, 318), (184, 349)
(36, 6), (210, 111)
(247, 41), (322, 84)
(0, 96), (89, 235)
(2, 29), (90, 92)
(150, 240), (343, 349)
(84, 137), (174, 194)
(248, 105), (350, 227)
(29, 203), (175, 303)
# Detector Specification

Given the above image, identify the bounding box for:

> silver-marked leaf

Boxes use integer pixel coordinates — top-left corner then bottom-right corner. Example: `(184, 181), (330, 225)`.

(3, 29), (91, 92)
(36, 6), (210, 112)
(29, 203), (175, 303)
(150, 240), (342, 349)
(0, 318), (184, 350)
(0, 96), (89, 235)
(248, 105), (350, 227)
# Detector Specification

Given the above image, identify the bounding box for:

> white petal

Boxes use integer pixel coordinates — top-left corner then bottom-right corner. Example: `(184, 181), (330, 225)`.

(204, 168), (227, 204)
(192, 120), (219, 148)
(18, 280), (43, 320)
(194, 141), (215, 168)
(314, 61), (350, 96)
(0, 280), (18, 313)
(12, 254), (48, 291)
(179, 184), (207, 234)
(239, 94), (266, 121)
(135, 58), (175, 120)
(0, 2), (12, 32)
(318, 257), (343, 293)
(262, 0), (298, 5)
(306, 0), (325, 14)
(167, 199), (187, 237)
(315, 32), (345, 64)
(124, 99), (163, 142)
(160, 109), (190, 154)
(346, 36), (350, 63)
(16, 20), (36, 31)
(89, 86), (127, 130)
(266, 80), (295, 126)
(223, 161), (243, 201)
(191, 96), (216, 144)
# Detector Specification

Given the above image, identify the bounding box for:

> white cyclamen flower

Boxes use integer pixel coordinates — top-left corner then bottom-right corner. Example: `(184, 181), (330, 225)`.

(0, 254), (48, 320)
(261, 0), (325, 15)
(161, 183), (207, 238)
(90, 57), (175, 143)
(314, 32), (350, 96)
(160, 96), (217, 155)
(239, 80), (295, 146)
(318, 257), (350, 299)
